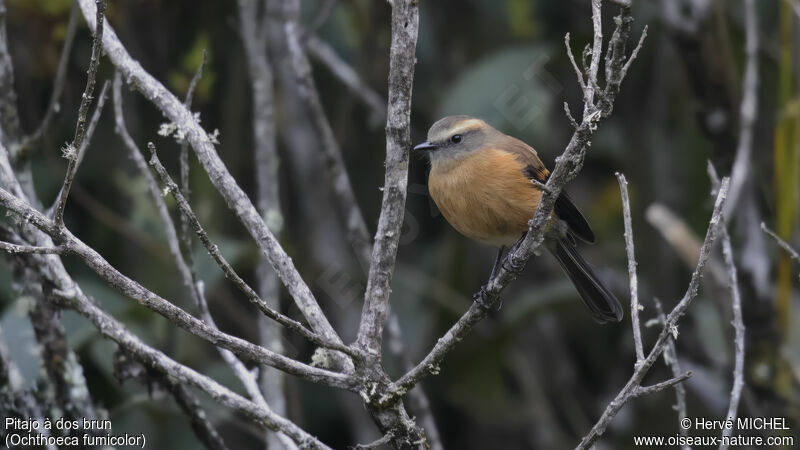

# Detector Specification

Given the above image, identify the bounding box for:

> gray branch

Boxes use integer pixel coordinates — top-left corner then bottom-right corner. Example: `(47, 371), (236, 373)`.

(56, 287), (332, 449)
(724, 0), (759, 220)
(761, 223), (800, 267)
(146, 144), (355, 358)
(237, 1), (293, 448)
(720, 224), (745, 448)
(148, 366), (230, 450)
(355, 0), (419, 357)
(13, 2), (79, 160)
(52, 0), (105, 228)
(576, 177), (729, 450)
(617, 172), (644, 364)
(0, 186), (357, 390)
(306, 35), (387, 123)
(652, 297), (689, 445)
(74, 0), (348, 356)
(281, 0), (373, 269)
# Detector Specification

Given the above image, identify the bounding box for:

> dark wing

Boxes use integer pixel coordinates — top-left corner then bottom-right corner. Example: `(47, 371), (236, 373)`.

(494, 134), (596, 244)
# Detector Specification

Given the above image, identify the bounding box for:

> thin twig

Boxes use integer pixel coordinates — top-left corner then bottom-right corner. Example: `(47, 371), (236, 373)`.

(146, 143), (357, 358)
(14, 2), (80, 161)
(0, 241), (68, 254)
(620, 25), (648, 80)
(113, 73), (191, 297)
(76, 0), (347, 354)
(238, 3), (294, 447)
(76, 80), (109, 165)
(178, 50), (206, 257)
(720, 224), (745, 448)
(576, 177), (729, 450)
(53, 288), (332, 450)
(306, 35), (386, 123)
(564, 101), (579, 129)
(761, 222), (800, 263)
(149, 367), (230, 450)
(617, 172), (644, 364)
(52, 0), (105, 228)
(0, 186), (358, 391)
(281, 0), (372, 269)
(725, 0), (759, 220)
(115, 72), (296, 447)
(565, 32), (586, 90)
(652, 297), (689, 443)
(633, 371), (693, 397)
(707, 162), (747, 449)
(352, 432), (393, 450)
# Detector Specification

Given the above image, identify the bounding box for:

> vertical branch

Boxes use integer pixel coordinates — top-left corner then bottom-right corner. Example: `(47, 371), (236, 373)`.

(238, 1), (291, 448)
(355, 0), (419, 356)
(281, 0), (372, 267)
(0, 0), (23, 144)
(14, 1), (80, 160)
(582, 0), (603, 114)
(53, 0), (105, 227)
(617, 172), (644, 364)
(720, 225), (745, 447)
(652, 298), (689, 444)
(724, 0), (759, 217)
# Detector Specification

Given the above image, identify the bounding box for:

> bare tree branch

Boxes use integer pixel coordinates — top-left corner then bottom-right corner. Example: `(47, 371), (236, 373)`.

(54, 288), (333, 449)
(355, 0), (419, 357)
(0, 186), (357, 390)
(75, 0), (349, 357)
(14, 2), (79, 161)
(707, 162), (747, 449)
(576, 177), (729, 450)
(0, 241), (67, 254)
(761, 222), (800, 265)
(237, 2), (293, 448)
(146, 143), (356, 358)
(617, 172), (644, 364)
(633, 371), (693, 397)
(651, 297), (689, 444)
(149, 367), (230, 450)
(725, 0), (759, 220)
(306, 35), (387, 123)
(52, 0), (106, 228)
(281, 0), (373, 269)
(720, 224), (745, 448)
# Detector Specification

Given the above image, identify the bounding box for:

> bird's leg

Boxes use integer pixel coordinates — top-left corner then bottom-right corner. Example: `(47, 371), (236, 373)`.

(474, 246), (506, 310)
(502, 233), (528, 274)
(489, 245), (505, 279)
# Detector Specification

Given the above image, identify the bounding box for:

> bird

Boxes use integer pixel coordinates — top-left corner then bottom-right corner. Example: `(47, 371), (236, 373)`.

(414, 115), (623, 323)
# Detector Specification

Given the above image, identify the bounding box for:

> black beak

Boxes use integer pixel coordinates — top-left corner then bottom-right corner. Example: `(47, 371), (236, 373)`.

(413, 141), (437, 151)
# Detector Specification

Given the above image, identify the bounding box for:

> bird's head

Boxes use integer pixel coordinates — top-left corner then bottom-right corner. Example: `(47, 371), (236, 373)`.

(414, 115), (498, 165)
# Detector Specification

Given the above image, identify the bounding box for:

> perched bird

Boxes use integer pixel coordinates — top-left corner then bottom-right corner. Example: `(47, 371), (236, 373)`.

(414, 115), (623, 323)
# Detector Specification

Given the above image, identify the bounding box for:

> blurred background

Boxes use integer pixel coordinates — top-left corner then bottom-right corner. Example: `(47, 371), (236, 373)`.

(1, 0), (799, 448)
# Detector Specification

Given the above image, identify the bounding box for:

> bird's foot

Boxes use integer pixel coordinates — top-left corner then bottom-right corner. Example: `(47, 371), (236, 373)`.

(502, 254), (527, 274)
(473, 285), (503, 311)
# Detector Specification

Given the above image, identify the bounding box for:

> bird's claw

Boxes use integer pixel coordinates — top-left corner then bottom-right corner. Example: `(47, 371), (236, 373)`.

(473, 285), (503, 311)
(502, 256), (527, 274)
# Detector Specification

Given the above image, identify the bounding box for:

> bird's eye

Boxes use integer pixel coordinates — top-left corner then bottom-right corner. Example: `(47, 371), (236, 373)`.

(450, 134), (462, 144)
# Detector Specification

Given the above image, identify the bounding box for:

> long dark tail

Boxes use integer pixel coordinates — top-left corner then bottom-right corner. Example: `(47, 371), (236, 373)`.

(550, 239), (623, 324)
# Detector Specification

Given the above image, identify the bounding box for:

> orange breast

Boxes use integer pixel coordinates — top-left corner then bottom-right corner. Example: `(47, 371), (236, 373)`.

(428, 149), (543, 246)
